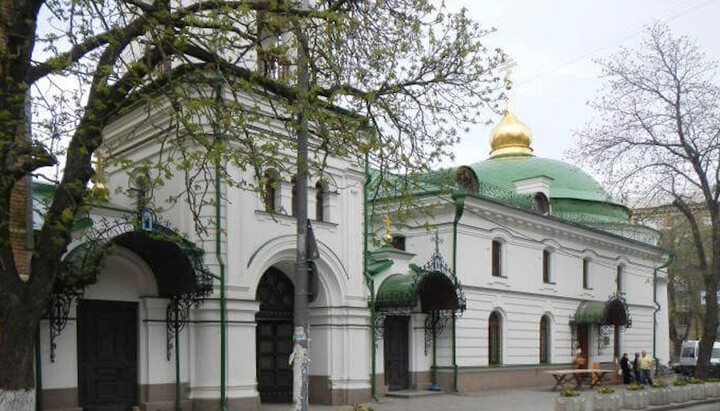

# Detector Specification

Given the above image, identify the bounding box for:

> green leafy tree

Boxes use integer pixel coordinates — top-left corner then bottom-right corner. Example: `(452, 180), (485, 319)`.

(0, 0), (502, 407)
(574, 23), (720, 378)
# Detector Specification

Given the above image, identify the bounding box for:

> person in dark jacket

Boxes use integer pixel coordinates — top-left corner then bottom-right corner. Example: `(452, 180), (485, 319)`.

(633, 352), (641, 384)
(620, 353), (633, 384)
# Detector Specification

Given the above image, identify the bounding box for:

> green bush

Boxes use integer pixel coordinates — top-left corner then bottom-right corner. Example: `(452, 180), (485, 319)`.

(560, 388), (581, 397)
(688, 377), (704, 384)
(598, 386), (615, 394)
(652, 381), (667, 388)
(673, 379), (688, 386)
(626, 383), (644, 391)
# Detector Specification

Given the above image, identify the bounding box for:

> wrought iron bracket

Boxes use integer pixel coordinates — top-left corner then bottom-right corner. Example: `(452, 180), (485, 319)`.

(166, 294), (200, 360)
(48, 288), (84, 362)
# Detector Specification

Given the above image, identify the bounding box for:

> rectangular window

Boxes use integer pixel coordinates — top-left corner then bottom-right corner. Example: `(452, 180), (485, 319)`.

(391, 235), (406, 251)
(616, 265), (624, 294)
(542, 250), (551, 283)
(492, 240), (502, 277)
(582, 259), (590, 289)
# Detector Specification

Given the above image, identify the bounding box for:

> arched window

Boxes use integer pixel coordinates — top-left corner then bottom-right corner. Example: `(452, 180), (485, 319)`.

(491, 240), (503, 277)
(582, 258), (591, 289)
(488, 311), (502, 365)
(128, 169), (151, 211)
(263, 170), (278, 212)
(616, 265), (625, 294)
(540, 315), (551, 364)
(315, 181), (325, 222)
(532, 192), (550, 215)
(455, 166), (479, 193)
(542, 249), (552, 284)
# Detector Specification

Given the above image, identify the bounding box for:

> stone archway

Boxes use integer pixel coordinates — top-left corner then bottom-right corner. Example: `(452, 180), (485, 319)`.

(255, 267), (294, 403)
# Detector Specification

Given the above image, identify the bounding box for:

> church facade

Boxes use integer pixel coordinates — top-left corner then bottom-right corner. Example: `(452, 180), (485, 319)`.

(36, 88), (669, 411)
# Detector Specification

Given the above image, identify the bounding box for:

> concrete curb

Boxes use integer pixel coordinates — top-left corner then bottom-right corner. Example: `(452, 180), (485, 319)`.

(648, 397), (720, 410)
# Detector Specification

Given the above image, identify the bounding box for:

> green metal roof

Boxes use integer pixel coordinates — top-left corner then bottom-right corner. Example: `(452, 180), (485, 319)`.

(376, 274), (417, 308)
(470, 156), (619, 204)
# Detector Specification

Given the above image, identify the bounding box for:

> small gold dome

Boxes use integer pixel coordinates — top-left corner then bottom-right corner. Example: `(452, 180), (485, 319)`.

(489, 110), (533, 158)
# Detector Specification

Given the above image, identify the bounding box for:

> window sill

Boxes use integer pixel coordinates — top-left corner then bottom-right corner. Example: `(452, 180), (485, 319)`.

(488, 276), (511, 288)
(540, 282), (558, 293)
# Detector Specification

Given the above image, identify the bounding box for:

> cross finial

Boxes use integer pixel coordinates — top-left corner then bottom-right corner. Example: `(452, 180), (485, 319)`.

(499, 55), (517, 113)
(431, 231), (443, 255)
(382, 214), (393, 245)
(92, 152), (107, 190)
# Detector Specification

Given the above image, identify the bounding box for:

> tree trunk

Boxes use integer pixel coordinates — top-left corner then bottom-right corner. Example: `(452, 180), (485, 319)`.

(0, 293), (41, 411)
(695, 268), (719, 378)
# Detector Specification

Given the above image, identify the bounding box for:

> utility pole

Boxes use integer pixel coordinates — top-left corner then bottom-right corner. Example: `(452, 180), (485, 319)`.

(292, 0), (310, 410)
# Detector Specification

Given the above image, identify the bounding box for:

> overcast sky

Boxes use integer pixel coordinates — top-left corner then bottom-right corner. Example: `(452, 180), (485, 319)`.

(443, 0), (720, 167)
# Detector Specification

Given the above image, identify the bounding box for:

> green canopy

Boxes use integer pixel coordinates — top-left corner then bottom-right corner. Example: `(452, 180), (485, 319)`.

(58, 224), (212, 297)
(574, 301), (607, 324)
(574, 298), (631, 326)
(376, 271), (464, 313)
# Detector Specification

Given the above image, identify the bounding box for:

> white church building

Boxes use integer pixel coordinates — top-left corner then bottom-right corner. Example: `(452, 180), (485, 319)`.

(35, 83), (669, 410)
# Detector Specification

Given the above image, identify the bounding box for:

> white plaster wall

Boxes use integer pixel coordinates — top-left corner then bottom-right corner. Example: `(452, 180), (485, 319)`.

(376, 194), (667, 373)
(40, 247), (185, 393)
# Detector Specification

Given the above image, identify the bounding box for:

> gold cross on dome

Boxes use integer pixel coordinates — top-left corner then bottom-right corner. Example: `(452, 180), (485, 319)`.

(500, 55), (517, 91)
(499, 55), (517, 113)
(383, 214), (393, 245)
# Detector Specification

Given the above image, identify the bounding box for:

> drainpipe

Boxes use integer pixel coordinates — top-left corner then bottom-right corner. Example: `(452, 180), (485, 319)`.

(362, 154), (379, 400)
(653, 252), (674, 369)
(451, 194), (465, 392)
(174, 305), (181, 411)
(215, 152), (227, 411)
(210, 58), (228, 408)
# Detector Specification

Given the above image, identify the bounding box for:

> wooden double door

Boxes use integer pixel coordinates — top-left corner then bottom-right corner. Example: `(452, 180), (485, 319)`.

(78, 300), (138, 411)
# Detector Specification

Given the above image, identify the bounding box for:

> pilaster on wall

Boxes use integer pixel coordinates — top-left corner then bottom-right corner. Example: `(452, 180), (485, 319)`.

(190, 298), (260, 410)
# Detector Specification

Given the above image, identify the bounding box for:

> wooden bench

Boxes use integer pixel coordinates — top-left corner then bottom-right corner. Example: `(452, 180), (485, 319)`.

(544, 369), (615, 391)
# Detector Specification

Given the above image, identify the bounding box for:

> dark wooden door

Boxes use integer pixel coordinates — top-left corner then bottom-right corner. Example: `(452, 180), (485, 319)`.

(577, 324), (589, 369)
(384, 316), (409, 391)
(256, 320), (294, 402)
(78, 300), (138, 411)
(256, 269), (294, 403)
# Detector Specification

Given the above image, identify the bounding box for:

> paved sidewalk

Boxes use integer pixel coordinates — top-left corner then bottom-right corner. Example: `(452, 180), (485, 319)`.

(259, 387), (720, 411)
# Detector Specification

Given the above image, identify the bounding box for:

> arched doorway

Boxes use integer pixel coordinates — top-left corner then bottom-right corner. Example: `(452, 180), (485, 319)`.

(488, 311), (502, 365)
(256, 268), (294, 403)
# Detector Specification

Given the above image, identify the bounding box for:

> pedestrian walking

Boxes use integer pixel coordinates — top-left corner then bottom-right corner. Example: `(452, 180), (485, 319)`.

(639, 350), (654, 385)
(633, 352), (641, 384)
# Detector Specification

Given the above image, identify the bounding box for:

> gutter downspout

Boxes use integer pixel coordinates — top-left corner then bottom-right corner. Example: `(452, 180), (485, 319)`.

(362, 154), (379, 401)
(215, 146), (227, 411)
(653, 253), (674, 369)
(452, 194), (465, 393)
(174, 306), (181, 411)
(211, 61), (228, 409)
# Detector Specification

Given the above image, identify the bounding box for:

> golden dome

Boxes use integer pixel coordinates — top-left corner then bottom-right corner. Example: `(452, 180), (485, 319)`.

(489, 109), (533, 158)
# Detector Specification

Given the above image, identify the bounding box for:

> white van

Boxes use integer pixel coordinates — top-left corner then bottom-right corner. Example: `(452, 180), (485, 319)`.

(677, 340), (720, 374)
